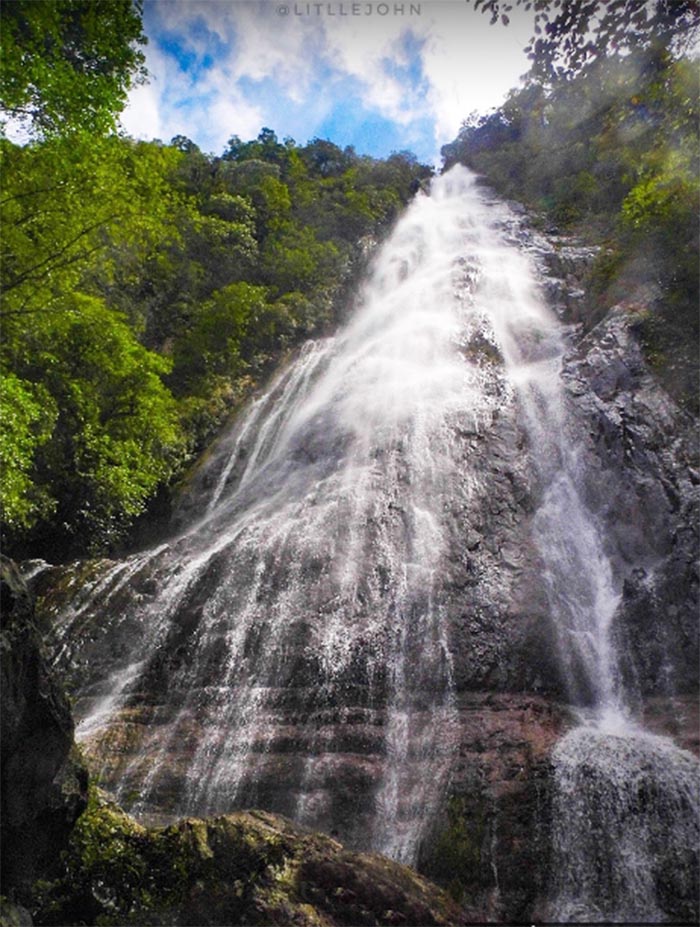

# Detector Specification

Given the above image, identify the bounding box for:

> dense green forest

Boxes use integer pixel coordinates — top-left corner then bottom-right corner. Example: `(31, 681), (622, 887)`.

(0, 1), (432, 560)
(450, 0), (699, 409)
(1, 0), (697, 561)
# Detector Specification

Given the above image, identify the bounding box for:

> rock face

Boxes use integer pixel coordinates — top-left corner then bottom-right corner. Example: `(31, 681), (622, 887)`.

(34, 792), (466, 927)
(416, 693), (563, 922)
(518, 215), (699, 702)
(413, 305), (699, 923)
(559, 308), (699, 702)
(28, 182), (699, 924)
(0, 555), (88, 901)
(32, 340), (569, 917)
(527, 225), (698, 707)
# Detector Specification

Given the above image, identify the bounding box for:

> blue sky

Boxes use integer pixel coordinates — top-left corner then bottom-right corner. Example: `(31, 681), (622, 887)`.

(122, 1), (536, 165)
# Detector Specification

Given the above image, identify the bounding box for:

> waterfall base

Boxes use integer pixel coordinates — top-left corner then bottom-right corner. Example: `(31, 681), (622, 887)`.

(550, 724), (700, 924)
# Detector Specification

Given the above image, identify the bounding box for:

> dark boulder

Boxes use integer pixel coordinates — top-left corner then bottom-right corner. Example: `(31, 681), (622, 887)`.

(0, 556), (88, 902)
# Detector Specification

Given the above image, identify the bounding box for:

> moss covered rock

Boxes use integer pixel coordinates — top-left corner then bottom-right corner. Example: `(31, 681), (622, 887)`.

(33, 791), (465, 926)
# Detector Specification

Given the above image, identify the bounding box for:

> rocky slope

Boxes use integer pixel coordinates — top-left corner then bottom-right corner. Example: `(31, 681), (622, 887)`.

(560, 308), (699, 703)
(519, 216), (699, 711)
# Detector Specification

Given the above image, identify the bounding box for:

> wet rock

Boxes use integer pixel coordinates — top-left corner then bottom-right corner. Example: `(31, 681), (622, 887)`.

(33, 791), (465, 927)
(641, 695), (699, 756)
(416, 693), (566, 922)
(0, 556), (88, 902)
(560, 308), (699, 698)
(31, 329), (565, 869)
(533, 238), (603, 325)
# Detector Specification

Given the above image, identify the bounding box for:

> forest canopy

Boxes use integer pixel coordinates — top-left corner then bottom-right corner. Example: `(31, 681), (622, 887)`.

(0, 0), (147, 137)
(0, 1), (431, 558)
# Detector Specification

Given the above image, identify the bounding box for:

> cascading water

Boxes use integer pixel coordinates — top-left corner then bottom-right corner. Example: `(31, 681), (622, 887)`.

(46, 165), (698, 914)
(511, 317), (700, 921)
(476, 197), (700, 923)
(55, 165), (518, 862)
(490, 220), (700, 923)
(550, 726), (699, 923)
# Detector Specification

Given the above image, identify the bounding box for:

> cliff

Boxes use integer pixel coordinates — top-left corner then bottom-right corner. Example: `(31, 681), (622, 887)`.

(17, 184), (700, 924)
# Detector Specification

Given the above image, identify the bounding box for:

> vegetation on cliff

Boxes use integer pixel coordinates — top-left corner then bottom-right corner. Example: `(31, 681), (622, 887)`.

(450, 3), (699, 410)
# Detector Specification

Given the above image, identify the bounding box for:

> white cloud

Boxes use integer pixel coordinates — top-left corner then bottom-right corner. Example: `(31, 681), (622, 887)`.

(121, 0), (535, 159)
(121, 5), (265, 151)
(418, 2), (535, 147)
(317, 13), (428, 124)
(207, 93), (263, 143)
(121, 71), (165, 140)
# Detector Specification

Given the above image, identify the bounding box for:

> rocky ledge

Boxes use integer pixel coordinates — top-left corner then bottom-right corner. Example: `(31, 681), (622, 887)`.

(33, 792), (466, 927)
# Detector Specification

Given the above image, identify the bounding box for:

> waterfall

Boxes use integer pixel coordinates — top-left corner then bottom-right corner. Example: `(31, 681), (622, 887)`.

(472, 195), (700, 922)
(511, 307), (700, 921)
(550, 727), (699, 923)
(484, 233), (700, 922)
(49, 165), (698, 911)
(62, 165), (519, 860)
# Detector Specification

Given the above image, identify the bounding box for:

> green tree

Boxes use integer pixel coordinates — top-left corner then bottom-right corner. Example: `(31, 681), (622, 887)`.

(0, 0), (147, 137)
(261, 224), (342, 294)
(0, 135), (181, 323)
(0, 103), (433, 556)
(0, 374), (56, 530)
(171, 282), (270, 394)
(6, 294), (182, 554)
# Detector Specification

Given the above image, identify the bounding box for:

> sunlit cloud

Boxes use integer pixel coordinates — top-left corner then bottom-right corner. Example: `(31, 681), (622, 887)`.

(121, 0), (535, 162)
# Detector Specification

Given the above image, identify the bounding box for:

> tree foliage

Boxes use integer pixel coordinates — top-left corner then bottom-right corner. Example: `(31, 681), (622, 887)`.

(0, 374), (56, 530)
(16, 295), (182, 550)
(0, 135), (181, 320)
(471, 0), (700, 81)
(0, 0), (147, 137)
(0, 20), (432, 558)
